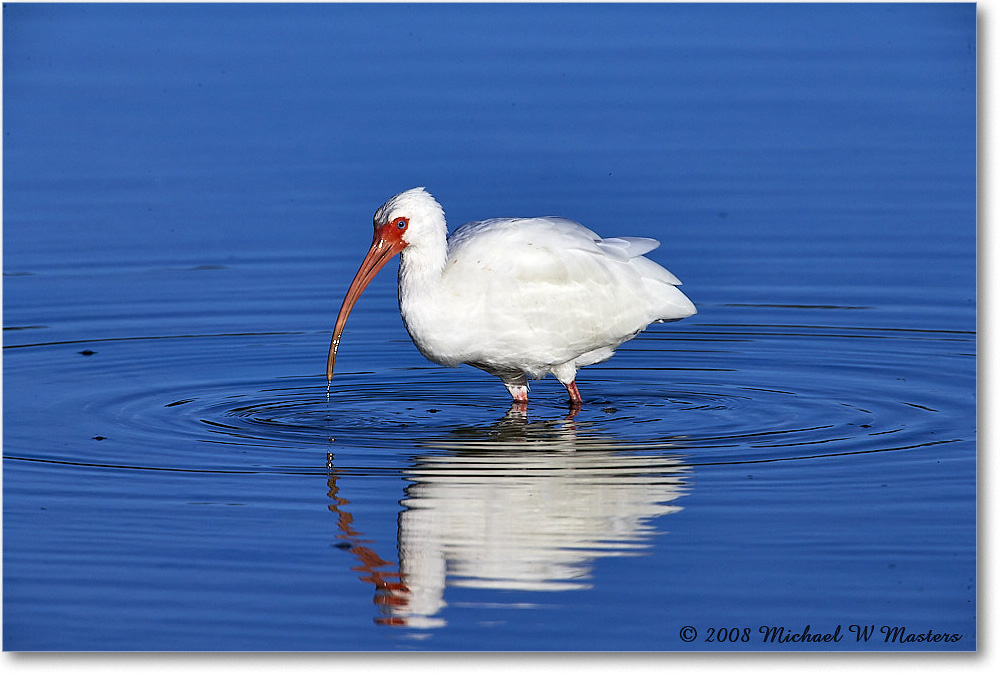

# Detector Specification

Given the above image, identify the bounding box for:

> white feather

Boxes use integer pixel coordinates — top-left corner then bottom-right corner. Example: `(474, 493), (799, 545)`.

(375, 189), (696, 391)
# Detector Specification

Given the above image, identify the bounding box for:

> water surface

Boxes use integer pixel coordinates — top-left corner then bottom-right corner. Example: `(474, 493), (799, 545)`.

(3, 3), (976, 651)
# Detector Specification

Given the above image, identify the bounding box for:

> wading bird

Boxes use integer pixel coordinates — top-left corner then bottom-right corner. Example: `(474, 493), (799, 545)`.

(327, 188), (696, 405)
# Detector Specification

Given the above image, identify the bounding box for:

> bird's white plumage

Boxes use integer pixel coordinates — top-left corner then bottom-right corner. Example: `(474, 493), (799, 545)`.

(376, 188), (696, 394)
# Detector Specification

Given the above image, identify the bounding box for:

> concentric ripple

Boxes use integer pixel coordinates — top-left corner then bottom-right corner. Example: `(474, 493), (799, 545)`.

(2, 320), (974, 474)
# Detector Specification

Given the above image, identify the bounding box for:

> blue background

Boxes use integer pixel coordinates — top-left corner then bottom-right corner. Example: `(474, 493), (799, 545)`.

(3, 2), (976, 651)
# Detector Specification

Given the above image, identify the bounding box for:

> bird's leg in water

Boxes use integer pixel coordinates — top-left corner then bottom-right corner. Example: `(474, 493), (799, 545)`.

(505, 382), (529, 403)
(493, 369), (530, 403)
(564, 381), (583, 406)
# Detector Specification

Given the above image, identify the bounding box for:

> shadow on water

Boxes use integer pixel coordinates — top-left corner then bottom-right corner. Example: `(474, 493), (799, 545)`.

(325, 405), (691, 629)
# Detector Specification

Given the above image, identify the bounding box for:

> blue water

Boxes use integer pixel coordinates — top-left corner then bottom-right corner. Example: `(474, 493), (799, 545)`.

(3, 3), (976, 651)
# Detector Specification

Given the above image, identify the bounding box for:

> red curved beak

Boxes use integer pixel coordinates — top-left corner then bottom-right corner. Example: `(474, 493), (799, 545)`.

(327, 224), (408, 381)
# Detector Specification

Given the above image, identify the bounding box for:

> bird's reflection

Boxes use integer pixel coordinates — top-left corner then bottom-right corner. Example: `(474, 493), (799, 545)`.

(327, 405), (691, 629)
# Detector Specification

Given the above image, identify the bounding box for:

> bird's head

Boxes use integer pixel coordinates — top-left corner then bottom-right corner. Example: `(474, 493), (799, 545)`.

(371, 186), (446, 251)
(326, 188), (446, 381)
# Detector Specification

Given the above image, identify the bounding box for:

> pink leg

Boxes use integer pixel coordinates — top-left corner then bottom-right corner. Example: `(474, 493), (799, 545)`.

(504, 382), (529, 403)
(564, 381), (583, 406)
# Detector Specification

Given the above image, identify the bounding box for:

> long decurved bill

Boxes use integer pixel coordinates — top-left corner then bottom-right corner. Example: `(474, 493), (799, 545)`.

(326, 225), (408, 381)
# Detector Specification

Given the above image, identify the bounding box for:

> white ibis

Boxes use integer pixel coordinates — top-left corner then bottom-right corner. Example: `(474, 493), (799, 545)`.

(327, 188), (696, 405)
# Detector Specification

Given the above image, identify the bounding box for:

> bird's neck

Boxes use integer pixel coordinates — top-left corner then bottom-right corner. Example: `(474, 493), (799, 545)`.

(398, 235), (448, 296)
(396, 235), (450, 354)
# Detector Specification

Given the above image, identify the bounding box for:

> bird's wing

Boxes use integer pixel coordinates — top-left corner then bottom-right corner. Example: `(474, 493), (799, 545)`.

(595, 236), (660, 261)
(431, 216), (694, 371)
(446, 217), (606, 284)
(446, 215), (689, 316)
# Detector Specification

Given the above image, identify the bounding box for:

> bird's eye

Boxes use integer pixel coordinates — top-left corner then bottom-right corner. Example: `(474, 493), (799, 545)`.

(395, 218), (408, 229)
